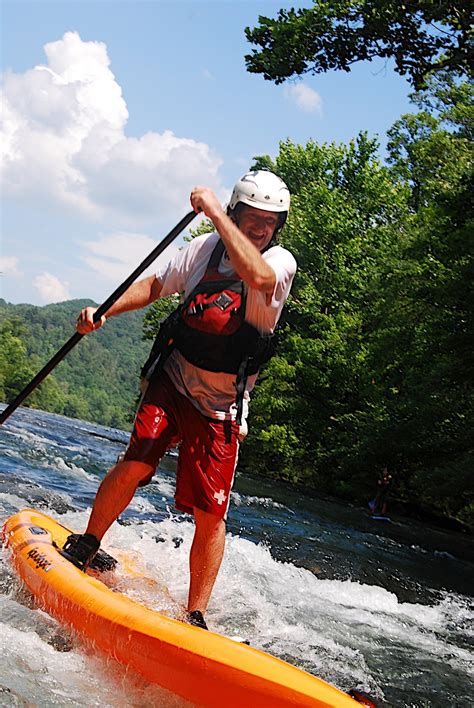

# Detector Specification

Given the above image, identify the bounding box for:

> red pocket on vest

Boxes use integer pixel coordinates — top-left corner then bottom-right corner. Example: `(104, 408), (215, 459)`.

(183, 286), (243, 335)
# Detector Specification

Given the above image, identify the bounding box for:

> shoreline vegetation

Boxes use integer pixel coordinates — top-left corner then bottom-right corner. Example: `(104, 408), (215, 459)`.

(0, 296), (471, 539)
(1, 76), (472, 532)
(241, 471), (474, 565)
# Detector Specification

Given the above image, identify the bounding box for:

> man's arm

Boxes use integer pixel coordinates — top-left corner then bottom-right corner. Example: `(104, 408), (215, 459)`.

(190, 187), (276, 296)
(76, 275), (162, 334)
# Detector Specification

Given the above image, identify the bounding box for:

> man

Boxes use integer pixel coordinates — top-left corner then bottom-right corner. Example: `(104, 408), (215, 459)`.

(371, 467), (393, 517)
(62, 170), (297, 629)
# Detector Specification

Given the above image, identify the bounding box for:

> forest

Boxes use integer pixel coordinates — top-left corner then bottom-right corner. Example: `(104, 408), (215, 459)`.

(237, 76), (473, 528)
(1, 3), (472, 527)
(0, 299), (149, 430)
(238, 2), (473, 527)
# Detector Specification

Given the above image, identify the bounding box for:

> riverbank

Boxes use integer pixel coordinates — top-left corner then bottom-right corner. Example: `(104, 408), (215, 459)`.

(346, 500), (474, 565)
(238, 471), (474, 566)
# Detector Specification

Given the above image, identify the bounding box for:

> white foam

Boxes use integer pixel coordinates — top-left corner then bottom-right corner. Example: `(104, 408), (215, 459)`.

(2, 428), (51, 447)
(2, 478), (473, 704)
(127, 495), (159, 514)
(0, 619), (191, 706)
(153, 479), (175, 498)
(0, 492), (28, 510)
(231, 491), (291, 511)
(42, 456), (96, 482)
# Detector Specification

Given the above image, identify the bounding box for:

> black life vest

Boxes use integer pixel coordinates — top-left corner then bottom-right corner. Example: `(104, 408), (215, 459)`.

(141, 239), (276, 423)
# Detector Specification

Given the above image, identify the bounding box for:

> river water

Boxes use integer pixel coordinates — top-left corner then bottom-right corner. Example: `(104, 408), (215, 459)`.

(0, 406), (472, 707)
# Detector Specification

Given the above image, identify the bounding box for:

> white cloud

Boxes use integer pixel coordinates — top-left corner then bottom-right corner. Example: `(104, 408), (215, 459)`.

(82, 231), (182, 283)
(33, 272), (71, 303)
(0, 256), (21, 276)
(1, 31), (223, 223)
(285, 83), (323, 115)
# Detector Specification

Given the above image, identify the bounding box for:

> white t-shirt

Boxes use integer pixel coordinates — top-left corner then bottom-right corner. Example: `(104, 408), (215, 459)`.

(155, 232), (297, 420)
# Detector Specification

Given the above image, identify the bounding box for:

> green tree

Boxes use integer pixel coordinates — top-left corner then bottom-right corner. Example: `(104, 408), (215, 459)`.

(0, 322), (67, 413)
(239, 78), (473, 525)
(0, 301), (151, 429)
(63, 392), (91, 421)
(245, 1), (473, 89)
(0, 326), (34, 402)
(240, 134), (410, 491)
(362, 81), (474, 522)
(387, 76), (473, 209)
(186, 217), (215, 241)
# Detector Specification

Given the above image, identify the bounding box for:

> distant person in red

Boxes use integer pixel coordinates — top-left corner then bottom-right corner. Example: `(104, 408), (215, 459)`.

(369, 468), (393, 516)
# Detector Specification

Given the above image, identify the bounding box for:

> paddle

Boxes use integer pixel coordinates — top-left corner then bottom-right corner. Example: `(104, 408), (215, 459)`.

(0, 210), (197, 425)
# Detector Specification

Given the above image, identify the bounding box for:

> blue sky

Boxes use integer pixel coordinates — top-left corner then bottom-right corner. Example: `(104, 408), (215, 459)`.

(1, 0), (413, 306)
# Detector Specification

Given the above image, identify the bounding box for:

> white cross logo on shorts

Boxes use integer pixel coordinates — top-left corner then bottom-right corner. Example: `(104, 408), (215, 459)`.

(214, 489), (227, 505)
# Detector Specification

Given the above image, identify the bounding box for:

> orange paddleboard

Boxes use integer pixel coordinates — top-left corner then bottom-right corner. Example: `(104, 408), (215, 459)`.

(3, 509), (361, 707)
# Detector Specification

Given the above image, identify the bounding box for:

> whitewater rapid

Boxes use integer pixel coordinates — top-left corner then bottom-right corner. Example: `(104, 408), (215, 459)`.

(0, 407), (472, 706)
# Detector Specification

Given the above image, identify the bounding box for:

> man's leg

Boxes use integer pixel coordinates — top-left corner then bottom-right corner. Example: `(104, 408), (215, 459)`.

(61, 460), (154, 569)
(85, 460), (154, 540)
(85, 373), (180, 541)
(187, 507), (226, 614)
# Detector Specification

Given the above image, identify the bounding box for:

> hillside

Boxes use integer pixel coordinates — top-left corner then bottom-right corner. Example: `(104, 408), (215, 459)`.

(0, 299), (152, 429)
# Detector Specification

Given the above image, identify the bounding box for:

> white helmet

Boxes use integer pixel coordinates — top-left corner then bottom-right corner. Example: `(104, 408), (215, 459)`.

(229, 170), (290, 214)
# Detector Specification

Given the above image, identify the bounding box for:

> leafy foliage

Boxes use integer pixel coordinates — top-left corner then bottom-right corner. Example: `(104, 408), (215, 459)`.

(245, 1), (473, 89)
(236, 78), (473, 526)
(0, 299), (151, 429)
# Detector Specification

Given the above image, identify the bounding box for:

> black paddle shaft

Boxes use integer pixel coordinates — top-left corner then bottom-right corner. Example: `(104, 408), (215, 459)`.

(0, 210), (197, 426)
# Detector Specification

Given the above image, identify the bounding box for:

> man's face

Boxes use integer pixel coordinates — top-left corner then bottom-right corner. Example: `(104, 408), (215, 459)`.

(238, 205), (279, 251)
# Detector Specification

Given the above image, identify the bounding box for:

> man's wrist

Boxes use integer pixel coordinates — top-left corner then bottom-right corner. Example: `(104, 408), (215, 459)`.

(207, 204), (226, 226)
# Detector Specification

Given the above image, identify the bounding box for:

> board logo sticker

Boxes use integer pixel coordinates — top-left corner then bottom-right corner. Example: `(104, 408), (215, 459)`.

(27, 547), (53, 572)
(29, 526), (47, 535)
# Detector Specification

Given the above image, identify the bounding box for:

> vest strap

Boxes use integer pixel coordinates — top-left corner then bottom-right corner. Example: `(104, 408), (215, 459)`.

(141, 238), (275, 427)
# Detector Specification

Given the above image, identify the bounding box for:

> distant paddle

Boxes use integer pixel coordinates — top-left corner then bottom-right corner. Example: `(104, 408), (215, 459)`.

(370, 515), (391, 522)
(0, 210), (197, 425)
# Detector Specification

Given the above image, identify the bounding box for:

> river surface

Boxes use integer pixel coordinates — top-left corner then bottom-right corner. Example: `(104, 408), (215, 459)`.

(0, 406), (472, 707)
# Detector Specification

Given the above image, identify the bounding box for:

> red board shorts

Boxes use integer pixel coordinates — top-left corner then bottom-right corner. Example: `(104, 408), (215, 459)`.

(123, 372), (240, 519)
